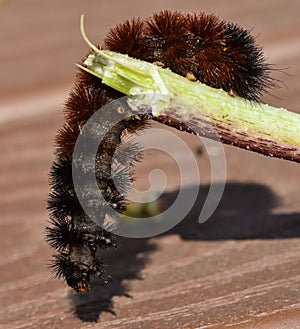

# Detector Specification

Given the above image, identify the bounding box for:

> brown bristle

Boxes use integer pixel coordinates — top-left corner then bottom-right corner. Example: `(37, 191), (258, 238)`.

(146, 10), (189, 38)
(104, 11), (275, 101)
(104, 18), (145, 58)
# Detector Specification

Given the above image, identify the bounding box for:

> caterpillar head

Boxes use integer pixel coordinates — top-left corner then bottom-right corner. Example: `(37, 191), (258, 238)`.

(51, 243), (109, 293)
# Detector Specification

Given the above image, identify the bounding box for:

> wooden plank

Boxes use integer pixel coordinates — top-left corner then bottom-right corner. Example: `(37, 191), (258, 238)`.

(0, 1), (299, 328)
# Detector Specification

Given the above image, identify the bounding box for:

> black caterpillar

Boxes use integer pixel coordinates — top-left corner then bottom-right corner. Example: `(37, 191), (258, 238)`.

(46, 10), (274, 293)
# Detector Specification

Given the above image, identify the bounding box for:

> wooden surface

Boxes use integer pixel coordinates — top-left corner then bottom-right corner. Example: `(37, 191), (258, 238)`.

(1, 0), (300, 328)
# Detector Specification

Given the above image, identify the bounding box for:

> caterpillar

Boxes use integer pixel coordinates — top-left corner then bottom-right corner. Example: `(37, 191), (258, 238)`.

(46, 10), (274, 293)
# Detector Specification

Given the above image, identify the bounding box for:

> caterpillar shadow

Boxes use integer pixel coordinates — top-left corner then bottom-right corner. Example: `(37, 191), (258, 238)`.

(70, 181), (300, 322)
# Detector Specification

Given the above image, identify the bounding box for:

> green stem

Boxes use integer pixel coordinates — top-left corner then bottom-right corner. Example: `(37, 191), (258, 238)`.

(77, 15), (300, 163)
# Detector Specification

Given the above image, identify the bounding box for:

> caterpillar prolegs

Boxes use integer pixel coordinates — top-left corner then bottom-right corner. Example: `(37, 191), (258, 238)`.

(46, 10), (274, 293)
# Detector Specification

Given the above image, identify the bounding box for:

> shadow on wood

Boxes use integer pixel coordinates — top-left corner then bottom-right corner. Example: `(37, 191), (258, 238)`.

(70, 182), (300, 322)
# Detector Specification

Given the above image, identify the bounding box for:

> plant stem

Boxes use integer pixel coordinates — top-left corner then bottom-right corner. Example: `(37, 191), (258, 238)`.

(77, 15), (300, 163)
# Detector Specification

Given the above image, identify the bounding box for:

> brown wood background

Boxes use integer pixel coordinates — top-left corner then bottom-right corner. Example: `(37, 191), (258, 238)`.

(0, 0), (300, 328)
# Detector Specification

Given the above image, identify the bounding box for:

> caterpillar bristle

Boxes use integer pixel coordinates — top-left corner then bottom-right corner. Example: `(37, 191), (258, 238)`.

(47, 187), (82, 218)
(104, 18), (145, 57)
(47, 10), (276, 293)
(222, 22), (275, 101)
(46, 218), (82, 251)
(48, 156), (73, 190)
(147, 10), (188, 38)
(114, 136), (143, 167)
(103, 11), (275, 101)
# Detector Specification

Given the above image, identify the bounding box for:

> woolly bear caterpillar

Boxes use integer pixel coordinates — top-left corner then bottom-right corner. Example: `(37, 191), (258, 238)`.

(46, 10), (274, 293)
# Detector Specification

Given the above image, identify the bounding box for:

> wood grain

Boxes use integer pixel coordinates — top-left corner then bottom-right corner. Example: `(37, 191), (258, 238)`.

(0, 1), (300, 328)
